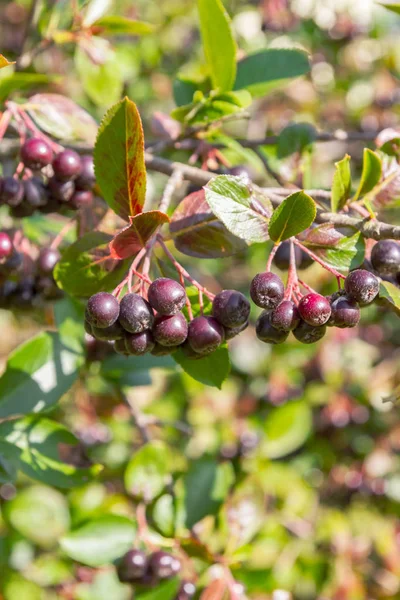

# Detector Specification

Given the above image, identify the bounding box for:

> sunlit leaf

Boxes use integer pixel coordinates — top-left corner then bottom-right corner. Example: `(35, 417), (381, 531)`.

(268, 191), (316, 243)
(331, 154), (352, 212)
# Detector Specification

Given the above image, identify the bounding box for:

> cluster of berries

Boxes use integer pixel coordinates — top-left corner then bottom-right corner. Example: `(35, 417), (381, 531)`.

(370, 239), (400, 285)
(84, 278), (250, 358)
(117, 548), (194, 599)
(251, 268), (380, 345)
(0, 230), (61, 308)
(0, 137), (95, 217)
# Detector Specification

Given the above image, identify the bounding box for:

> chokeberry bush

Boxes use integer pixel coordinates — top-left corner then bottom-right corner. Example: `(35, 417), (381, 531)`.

(1, 1), (400, 599)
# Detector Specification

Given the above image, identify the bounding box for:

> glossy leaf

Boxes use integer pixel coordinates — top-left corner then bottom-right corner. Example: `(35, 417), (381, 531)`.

(0, 417), (101, 488)
(54, 295), (85, 354)
(54, 232), (130, 297)
(170, 190), (248, 258)
(0, 54), (15, 69)
(262, 401), (312, 458)
(354, 148), (382, 201)
(136, 579), (181, 600)
(183, 458), (235, 528)
(0, 73), (54, 102)
(171, 89), (251, 126)
(0, 332), (82, 419)
(125, 441), (171, 502)
(75, 43), (123, 108)
(268, 191), (316, 243)
(234, 48), (310, 97)
(110, 210), (169, 260)
(93, 16), (154, 35)
(331, 154), (352, 212)
(303, 224), (365, 272)
(197, 0), (236, 92)
(277, 123), (316, 159)
(60, 515), (136, 567)
(379, 281), (400, 316)
(205, 175), (273, 243)
(94, 98), (147, 221)
(26, 93), (98, 144)
(174, 345), (231, 389)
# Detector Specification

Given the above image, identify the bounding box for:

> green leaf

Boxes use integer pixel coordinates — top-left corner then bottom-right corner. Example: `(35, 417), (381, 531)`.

(94, 97), (147, 221)
(4, 485), (70, 548)
(277, 123), (316, 159)
(268, 191), (316, 243)
(262, 400), (312, 459)
(75, 570), (131, 600)
(171, 90), (251, 126)
(26, 93), (98, 145)
(173, 345), (230, 389)
(124, 441), (171, 502)
(93, 16), (155, 35)
(379, 280), (400, 316)
(303, 224), (365, 272)
(136, 579), (181, 600)
(331, 154), (352, 212)
(54, 295), (85, 354)
(0, 441), (21, 483)
(170, 190), (248, 258)
(173, 76), (208, 107)
(100, 352), (174, 387)
(197, 0), (236, 92)
(60, 515), (136, 567)
(205, 175), (273, 243)
(0, 73), (55, 102)
(234, 48), (310, 97)
(110, 210), (169, 260)
(183, 458), (235, 528)
(380, 3), (400, 15)
(54, 232), (130, 297)
(354, 148), (382, 201)
(0, 332), (82, 419)
(0, 417), (101, 488)
(75, 43), (123, 108)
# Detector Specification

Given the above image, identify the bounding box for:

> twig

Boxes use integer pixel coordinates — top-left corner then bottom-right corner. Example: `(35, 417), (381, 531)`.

(252, 146), (289, 187)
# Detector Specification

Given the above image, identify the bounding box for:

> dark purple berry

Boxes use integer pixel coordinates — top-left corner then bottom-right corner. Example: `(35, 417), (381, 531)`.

(177, 581), (196, 600)
(2, 251), (23, 274)
(293, 320), (326, 344)
(75, 155), (95, 190)
(298, 293), (331, 326)
(153, 313), (188, 346)
(187, 315), (224, 354)
(24, 177), (48, 207)
(270, 300), (300, 331)
(70, 190), (93, 210)
(117, 549), (148, 583)
(255, 311), (289, 344)
(273, 241), (302, 270)
(125, 330), (155, 355)
(48, 177), (75, 202)
(329, 296), (360, 328)
(14, 278), (36, 308)
(212, 289), (250, 328)
(224, 320), (249, 340)
(37, 247), (60, 275)
(250, 272), (284, 309)
(119, 293), (154, 333)
(299, 250), (314, 270)
(86, 292), (119, 328)
(0, 232), (12, 259)
(181, 340), (211, 360)
(229, 165), (252, 181)
(21, 138), (53, 170)
(10, 202), (35, 218)
(371, 240), (400, 275)
(148, 278), (186, 315)
(151, 342), (179, 356)
(92, 321), (125, 341)
(53, 150), (82, 181)
(114, 338), (129, 356)
(149, 551), (181, 579)
(0, 177), (24, 207)
(344, 269), (380, 305)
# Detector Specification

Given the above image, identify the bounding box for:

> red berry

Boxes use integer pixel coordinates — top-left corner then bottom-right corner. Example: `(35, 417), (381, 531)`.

(212, 289), (250, 328)
(0, 232), (12, 259)
(256, 311), (289, 344)
(75, 155), (95, 190)
(53, 150), (82, 181)
(187, 315), (224, 354)
(298, 293), (331, 326)
(148, 278), (186, 315)
(250, 272), (284, 309)
(344, 269), (380, 305)
(21, 138), (53, 170)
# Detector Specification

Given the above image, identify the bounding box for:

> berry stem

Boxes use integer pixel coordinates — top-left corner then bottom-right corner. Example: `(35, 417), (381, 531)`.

(0, 110), (12, 143)
(50, 217), (77, 250)
(266, 243), (280, 272)
(284, 239), (299, 300)
(293, 239), (346, 280)
(157, 237), (215, 301)
(298, 279), (317, 294)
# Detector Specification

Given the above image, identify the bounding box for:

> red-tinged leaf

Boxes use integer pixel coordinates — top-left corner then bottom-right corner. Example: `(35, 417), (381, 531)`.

(170, 190), (248, 258)
(110, 210), (169, 260)
(94, 97), (147, 221)
(303, 223), (365, 272)
(0, 54), (15, 69)
(26, 93), (98, 144)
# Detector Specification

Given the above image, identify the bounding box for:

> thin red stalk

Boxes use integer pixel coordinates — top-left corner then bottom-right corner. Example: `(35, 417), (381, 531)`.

(0, 110), (12, 142)
(293, 239), (345, 280)
(50, 217), (77, 249)
(298, 279), (317, 294)
(284, 239), (298, 300)
(266, 243), (280, 272)
(15, 106), (63, 152)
